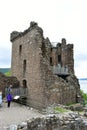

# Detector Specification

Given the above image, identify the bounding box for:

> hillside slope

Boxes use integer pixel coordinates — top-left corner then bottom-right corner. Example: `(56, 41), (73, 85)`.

(0, 68), (10, 74)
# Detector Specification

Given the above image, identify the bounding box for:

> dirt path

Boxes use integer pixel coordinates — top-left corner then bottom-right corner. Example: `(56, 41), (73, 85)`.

(0, 101), (43, 130)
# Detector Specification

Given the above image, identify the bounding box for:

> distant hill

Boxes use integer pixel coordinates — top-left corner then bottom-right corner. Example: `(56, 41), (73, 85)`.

(0, 68), (10, 74)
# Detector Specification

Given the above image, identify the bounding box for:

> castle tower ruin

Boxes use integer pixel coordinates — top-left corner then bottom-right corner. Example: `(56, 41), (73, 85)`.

(10, 22), (80, 110)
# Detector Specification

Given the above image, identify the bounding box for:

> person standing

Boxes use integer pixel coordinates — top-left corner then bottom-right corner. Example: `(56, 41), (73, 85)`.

(8, 84), (12, 93)
(6, 93), (12, 107)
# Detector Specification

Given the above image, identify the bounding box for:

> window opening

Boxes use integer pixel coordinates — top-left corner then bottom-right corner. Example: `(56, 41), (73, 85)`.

(50, 57), (52, 66)
(51, 48), (52, 52)
(22, 80), (27, 87)
(19, 45), (22, 55)
(23, 60), (26, 76)
(58, 55), (61, 63)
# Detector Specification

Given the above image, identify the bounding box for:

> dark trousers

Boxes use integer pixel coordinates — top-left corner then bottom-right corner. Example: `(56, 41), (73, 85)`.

(8, 101), (11, 107)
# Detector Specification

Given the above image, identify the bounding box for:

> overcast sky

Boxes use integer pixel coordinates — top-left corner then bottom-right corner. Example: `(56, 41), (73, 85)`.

(0, 0), (87, 78)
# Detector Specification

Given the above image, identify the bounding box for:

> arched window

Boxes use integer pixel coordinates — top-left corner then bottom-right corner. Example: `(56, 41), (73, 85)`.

(22, 80), (27, 87)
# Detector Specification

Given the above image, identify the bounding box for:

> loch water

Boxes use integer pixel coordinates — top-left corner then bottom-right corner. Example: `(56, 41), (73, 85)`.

(79, 79), (87, 93)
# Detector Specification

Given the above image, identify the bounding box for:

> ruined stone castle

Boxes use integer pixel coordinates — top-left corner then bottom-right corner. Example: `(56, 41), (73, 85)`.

(10, 22), (80, 110)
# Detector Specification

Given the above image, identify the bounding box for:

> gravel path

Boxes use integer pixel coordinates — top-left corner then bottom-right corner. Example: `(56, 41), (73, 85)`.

(0, 101), (43, 130)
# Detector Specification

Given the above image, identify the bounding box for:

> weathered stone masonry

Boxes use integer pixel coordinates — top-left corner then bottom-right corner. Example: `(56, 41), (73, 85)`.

(10, 21), (80, 110)
(27, 114), (87, 130)
(17, 111), (87, 130)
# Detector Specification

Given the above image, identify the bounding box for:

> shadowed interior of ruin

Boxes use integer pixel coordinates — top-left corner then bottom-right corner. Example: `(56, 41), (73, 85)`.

(57, 74), (69, 81)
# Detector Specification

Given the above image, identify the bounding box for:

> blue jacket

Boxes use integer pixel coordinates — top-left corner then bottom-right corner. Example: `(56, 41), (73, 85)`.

(6, 93), (12, 101)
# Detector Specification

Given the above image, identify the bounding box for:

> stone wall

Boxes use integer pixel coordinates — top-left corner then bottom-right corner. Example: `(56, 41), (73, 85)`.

(27, 113), (87, 130)
(40, 57), (80, 107)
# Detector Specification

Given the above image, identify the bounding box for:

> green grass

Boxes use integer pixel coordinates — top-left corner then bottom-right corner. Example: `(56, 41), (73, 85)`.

(66, 103), (74, 106)
(54, 107), (68, 113)
(5, 71), (11, 76)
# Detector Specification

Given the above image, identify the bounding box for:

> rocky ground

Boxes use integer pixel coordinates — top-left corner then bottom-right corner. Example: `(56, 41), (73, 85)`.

(0, 100), (43, 130)
(0, 99), (87, 130)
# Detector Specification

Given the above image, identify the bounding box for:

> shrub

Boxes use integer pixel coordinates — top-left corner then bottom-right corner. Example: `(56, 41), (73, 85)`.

(80, 90), (87, 105)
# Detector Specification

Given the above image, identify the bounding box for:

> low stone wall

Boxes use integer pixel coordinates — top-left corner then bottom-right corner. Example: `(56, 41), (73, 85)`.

(26, 113), (87, 130)
(17, 112), (87, 130)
